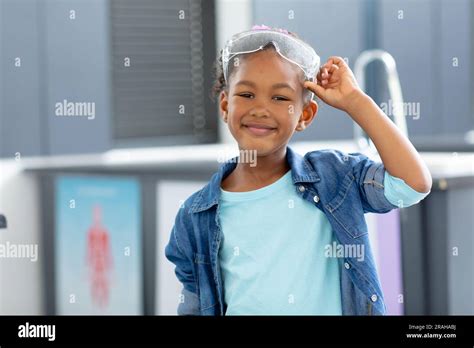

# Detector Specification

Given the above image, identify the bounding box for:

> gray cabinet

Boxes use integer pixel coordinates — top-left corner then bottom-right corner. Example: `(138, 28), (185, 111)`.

(401, 176), (474, 314)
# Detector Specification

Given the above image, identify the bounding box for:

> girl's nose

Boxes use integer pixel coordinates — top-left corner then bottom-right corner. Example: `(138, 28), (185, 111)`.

(250, 106), (270, 118)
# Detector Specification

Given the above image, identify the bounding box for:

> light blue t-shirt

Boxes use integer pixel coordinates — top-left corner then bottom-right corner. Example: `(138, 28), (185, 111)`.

(218, 169), (429, 315)
(218, 170), (342, 315)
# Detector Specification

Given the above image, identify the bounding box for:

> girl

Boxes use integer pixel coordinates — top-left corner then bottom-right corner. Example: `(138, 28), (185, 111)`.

(165, 25), (432, 315)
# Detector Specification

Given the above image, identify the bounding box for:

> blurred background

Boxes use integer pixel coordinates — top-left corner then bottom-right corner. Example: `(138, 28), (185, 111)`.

(0, 0), (473, 315)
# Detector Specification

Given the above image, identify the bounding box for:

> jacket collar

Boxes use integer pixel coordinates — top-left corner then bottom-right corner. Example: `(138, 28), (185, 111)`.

(190, 146), (320, 213)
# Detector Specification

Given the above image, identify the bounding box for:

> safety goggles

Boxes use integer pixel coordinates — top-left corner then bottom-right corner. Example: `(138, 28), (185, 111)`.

(221, 28), (320, 86)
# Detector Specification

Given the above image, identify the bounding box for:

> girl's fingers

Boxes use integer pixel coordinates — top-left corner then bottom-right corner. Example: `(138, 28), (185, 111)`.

(318, 66), (340, 86)
(305, 78), (337, 91)
(320, 57), (347, 75)
(304, 80), (325, 97)
(320, 67), (328, 79)
(327, 56), (346, 68)
(319, 64), (339, 80)
(317, 68), (323, 81)
(315, 60), (342, 88)
(328, 64), (339, 73)
(304, 80), (315, 90)
(322, 82), (340, 89)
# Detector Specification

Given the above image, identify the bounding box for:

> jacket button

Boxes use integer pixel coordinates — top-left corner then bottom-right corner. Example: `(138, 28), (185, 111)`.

(371, 294), (378, 302)
(313, 195), (320, 203)
(344, 262), (350, 269)
(298, 185), (305, 192)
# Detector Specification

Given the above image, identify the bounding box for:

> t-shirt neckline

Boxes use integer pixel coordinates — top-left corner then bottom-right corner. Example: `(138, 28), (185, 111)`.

(219, 169), (292, 202)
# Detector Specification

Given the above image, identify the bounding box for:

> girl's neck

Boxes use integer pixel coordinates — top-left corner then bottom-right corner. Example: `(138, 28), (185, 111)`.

(221, 146), (290, 192)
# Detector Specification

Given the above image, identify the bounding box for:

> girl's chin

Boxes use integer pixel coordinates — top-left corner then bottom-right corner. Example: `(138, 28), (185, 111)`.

(235, 140), (277, 155)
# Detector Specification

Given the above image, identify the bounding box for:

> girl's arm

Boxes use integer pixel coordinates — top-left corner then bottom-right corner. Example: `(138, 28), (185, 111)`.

(304, 56), (432, 193)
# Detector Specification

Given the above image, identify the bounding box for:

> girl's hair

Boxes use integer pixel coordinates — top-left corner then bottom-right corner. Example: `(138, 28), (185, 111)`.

(210, 27), (315, 105)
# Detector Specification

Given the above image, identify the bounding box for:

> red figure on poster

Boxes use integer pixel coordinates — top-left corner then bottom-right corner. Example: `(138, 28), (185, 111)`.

(86, 204), (113, 308)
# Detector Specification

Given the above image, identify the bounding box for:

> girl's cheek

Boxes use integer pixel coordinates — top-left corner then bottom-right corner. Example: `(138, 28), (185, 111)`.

(286, 103), (296, 116)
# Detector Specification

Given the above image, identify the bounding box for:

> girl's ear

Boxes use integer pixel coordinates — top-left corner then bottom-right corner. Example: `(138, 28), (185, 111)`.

(219, 91), (229, 122)
(297, 100), (318, 131)
(303, 99), (318, 121)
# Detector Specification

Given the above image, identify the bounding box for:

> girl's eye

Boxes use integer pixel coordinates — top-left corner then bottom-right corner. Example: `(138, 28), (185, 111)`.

(237, 93), (289, 101)
(238, 93), (253, 98)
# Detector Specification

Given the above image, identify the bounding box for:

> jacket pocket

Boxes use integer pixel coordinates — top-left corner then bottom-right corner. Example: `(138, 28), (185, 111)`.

(325, 172), (369, 238)
(193, 252), (217, 310)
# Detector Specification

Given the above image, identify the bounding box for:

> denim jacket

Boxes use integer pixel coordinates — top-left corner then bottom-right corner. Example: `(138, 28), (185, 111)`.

(165, 146), (399, 315)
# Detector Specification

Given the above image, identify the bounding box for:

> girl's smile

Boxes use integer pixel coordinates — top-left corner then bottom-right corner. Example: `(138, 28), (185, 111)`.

(242, 121), (278, 137)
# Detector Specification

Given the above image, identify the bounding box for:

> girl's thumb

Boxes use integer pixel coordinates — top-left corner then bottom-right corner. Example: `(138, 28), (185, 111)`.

(305, 81), (325, 98)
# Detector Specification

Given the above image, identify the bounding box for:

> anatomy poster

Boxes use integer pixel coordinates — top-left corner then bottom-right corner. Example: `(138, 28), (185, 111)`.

(55, 176), (142, 314)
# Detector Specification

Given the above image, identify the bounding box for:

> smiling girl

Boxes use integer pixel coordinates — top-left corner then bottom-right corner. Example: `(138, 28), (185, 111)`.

(165, 25), (432, 315)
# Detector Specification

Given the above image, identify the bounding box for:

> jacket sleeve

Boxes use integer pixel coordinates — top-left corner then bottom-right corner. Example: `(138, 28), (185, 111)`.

(383, 171), (430, 208)
(164, 209), (201, 315)
(350, 152), (399, 214)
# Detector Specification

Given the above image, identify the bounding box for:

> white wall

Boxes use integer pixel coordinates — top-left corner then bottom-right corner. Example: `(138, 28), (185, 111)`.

(0, 160), (44, 314)
(155, 180), (207, 315)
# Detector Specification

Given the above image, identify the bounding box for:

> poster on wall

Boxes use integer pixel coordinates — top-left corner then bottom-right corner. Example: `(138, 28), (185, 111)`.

(55, 175), (142, 314)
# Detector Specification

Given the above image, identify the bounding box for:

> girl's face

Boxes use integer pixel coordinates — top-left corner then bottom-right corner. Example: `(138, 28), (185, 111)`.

(219, 49), (318, 156)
